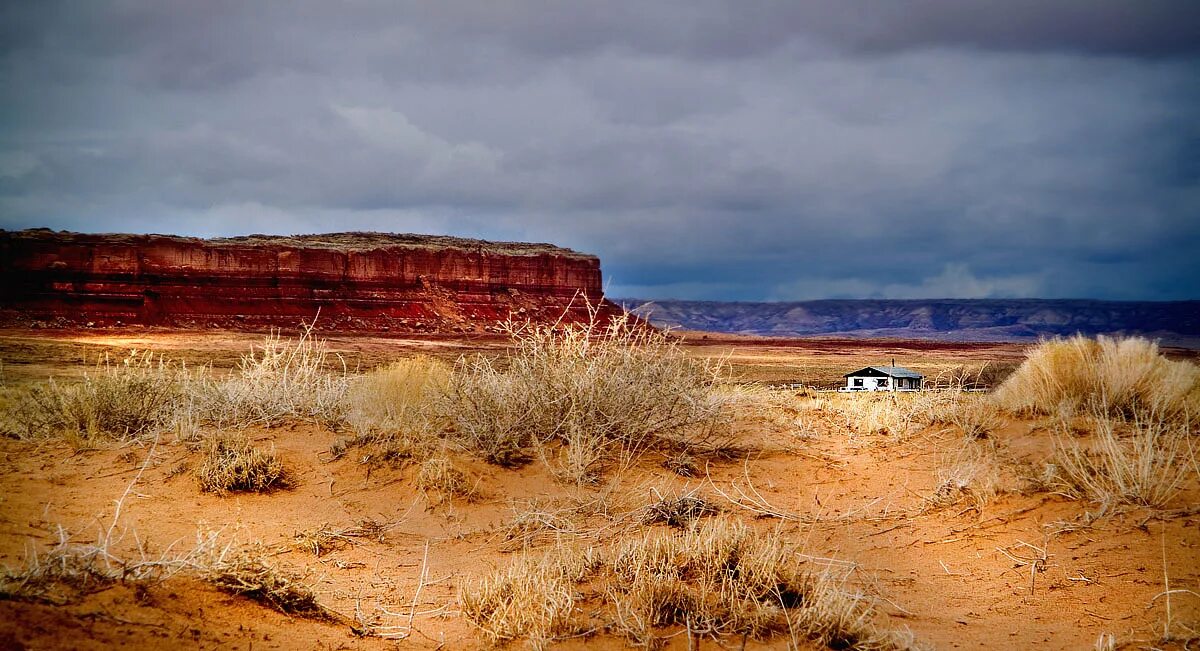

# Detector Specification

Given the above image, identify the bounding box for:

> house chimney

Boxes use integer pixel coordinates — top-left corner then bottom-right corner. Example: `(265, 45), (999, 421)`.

(891, 357), (895, 368)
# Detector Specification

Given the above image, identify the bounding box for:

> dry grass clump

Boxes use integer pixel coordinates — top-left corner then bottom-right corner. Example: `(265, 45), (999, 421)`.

(460, 546), (604, 647)
(927, 440), (1006, 511)
(500, 501), (582, 553)
(993, 335), (1200, 420)
(463, 519), (915, 649)
(446, 312), (731, 476)
(0, 350), (182, 443)
(345, 356), (450, 438)
(827, 394), (919, 442)
(415, 456), (478, 504)
(195, 433), (288, 495)
(199, 547), (329, 617)
(609, 520), (887, 647)
(2, 326), (361, 444)
(662, 450), (699, 477)
(945, 399), (1003, 439)
(195, 325), (352, 429)
(290, 520), (391, 556)
(640, 489), (719, 528)
(1047, 413), (1193, 509)
(498, 495), (621, 553)
(337, 430), (438, 466)
(1, 517), (210, 606)
(0, 535), (120, 604)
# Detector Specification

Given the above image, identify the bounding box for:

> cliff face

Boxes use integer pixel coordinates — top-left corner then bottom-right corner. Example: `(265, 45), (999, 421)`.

(619, 298), (1200, 347)
(0, 229), (621, 332)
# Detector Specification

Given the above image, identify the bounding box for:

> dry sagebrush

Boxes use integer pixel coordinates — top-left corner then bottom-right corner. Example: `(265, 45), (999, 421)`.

(193, 325), (352, 429)
(2, 326), (357, 444)
(447, 313), (731, 479)
(0, 350), (184, 443)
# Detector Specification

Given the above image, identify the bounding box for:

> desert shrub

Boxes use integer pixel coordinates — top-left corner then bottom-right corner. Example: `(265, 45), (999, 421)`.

(194, 326), (351, 429)
(446, 313), (730, 473)
(1047, 413), (1193, 509)
(640, 491), (719, 528)
(500, 500), (584, 553)
(462, 519), (916, 649)
(0, 535), (119, 604)
(195, 433), (288, 494)
(613, 520), (915, 648)
(198, 547), (328, 617)
(946, 399), (1003, 439)
(415, 455), (478, 504)
(291, 520), (389, 556)
(460, 546), (604, 647)
(0, 350), (182, 443)
(993, 335), (1200, 420)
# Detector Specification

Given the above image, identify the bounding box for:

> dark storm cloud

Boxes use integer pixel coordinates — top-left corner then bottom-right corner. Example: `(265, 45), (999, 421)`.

(1, 1), (1198, 300)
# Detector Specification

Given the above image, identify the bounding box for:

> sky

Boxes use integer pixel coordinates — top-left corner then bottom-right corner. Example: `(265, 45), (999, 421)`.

(1, 1), (1198, 301)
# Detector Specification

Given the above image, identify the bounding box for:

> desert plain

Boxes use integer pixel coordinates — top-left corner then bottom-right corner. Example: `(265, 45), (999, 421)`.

(0, 325), (1197, 650)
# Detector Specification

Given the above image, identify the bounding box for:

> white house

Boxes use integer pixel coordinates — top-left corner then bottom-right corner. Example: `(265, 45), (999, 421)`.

(842, 365), (923, 392)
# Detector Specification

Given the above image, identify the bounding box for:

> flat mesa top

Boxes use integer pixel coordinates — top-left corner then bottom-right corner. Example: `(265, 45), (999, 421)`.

(1, 229), (594, 259)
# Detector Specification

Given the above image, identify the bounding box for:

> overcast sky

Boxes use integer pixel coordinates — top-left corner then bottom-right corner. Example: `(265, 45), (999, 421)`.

(2, 2), (1198, 300)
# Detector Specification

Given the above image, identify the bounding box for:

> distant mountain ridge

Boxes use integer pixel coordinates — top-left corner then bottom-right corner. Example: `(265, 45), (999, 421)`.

(615, 299), (1200, 346)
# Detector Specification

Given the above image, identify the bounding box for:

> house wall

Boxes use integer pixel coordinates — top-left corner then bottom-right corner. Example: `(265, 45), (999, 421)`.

(844, 375), (922, 392)
(846, 375), (890, 391)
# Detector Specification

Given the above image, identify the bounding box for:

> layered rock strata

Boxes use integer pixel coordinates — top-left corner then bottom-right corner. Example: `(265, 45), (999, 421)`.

(0, 229), (622, 332)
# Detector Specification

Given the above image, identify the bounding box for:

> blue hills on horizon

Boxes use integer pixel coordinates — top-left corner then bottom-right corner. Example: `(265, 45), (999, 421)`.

(614, 298), (1200, 347)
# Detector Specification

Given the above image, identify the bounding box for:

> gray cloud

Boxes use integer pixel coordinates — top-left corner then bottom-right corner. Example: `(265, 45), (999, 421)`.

(1, 1), (1198, 301)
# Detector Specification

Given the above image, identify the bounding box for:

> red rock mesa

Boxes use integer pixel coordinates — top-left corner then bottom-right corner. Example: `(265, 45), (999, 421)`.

(0, 229), (624, 332)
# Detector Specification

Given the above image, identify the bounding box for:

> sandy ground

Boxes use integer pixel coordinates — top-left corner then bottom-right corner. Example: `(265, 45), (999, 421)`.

(1, 328), (1198, 650)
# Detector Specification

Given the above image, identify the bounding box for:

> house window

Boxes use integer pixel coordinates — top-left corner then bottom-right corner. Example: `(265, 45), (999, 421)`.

(852, 378), (863, 387)
(877, 378), (888, 388)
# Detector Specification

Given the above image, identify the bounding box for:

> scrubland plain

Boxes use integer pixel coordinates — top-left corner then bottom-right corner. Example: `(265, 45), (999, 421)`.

(0, 323), (1197, 650)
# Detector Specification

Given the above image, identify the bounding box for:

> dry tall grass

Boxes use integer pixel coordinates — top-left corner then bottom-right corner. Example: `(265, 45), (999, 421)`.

(460, 546), (604, 647)
(461, 519), (916, 649)
(826, 393), (920, 442)
(447, 312), (731, 478)
(1047, 413), (1193, 509)
(993, 335), (1200, 420)
(334, 356), (450, 464)
(415, 456), (478, 504)
(928, 439), (1005, 511)
(345, 356), (450, 433)
(2, 325), (357, 444)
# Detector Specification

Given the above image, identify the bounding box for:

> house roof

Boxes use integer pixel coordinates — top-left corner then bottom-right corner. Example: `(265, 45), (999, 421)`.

(843, 366), (923, 379)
